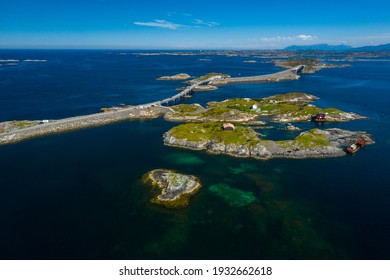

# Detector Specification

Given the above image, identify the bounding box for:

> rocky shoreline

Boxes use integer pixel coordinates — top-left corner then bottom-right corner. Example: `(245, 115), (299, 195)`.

(1, 92), (366, 145)
(163, 125), (374, 160)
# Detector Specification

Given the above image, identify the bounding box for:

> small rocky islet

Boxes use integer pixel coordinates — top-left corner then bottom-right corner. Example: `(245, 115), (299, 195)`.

(143, 169), (202, 209)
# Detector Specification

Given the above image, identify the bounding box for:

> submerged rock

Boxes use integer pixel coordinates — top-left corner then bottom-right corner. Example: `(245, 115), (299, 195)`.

(209, 183), (257, 207)
(143, 169), (202, 209)
(163, 153), (205, 165)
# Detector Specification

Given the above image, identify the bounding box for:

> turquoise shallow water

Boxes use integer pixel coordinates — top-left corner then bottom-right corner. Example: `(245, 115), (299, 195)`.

(0, 50), (389, 259)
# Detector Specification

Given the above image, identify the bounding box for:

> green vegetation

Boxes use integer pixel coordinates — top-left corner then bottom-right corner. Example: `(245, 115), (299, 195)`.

(201, 106), (233, 117)
(209, 98), (257, 113)
(168, 122), (259, 145)
(274, 58), (328, 73)
(294, 129), (331, 148)
(167, 102), (257, 122)
(262, 92), (316, 102)
(277, 58), (321, 68)
(11, 120), (38, 129)
(167, 93), (357, 123)
(190, 72), (230, 83)
(292, 106), (343, 117)
(168, 122), (333, 153)
(143, 169), (202, 209)
(209, 183), (257, 207)
(171, 104), (204, 114)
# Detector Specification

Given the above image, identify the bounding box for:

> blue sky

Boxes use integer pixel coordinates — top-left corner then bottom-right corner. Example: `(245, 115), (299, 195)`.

(1, 0), (389, 49)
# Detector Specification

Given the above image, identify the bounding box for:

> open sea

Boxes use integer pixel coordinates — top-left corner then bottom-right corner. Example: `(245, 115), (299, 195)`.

(0, 50), (389, 259)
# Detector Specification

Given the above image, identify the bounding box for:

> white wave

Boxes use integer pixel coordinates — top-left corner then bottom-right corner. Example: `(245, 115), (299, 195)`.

(0, 59), (19, 62)
(23, 59), (47, 62)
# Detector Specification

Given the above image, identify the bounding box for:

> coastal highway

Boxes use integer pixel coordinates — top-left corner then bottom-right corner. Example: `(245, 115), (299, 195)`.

(213, 65), (304, 84)
(0, 67), (304, 145)
(0, 76), (223, 144)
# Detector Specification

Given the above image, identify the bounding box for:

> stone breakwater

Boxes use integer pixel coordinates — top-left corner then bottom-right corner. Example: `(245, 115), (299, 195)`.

(0, 106), (169, 145)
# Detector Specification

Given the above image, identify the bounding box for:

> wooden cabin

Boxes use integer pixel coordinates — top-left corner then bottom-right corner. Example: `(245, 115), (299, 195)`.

(222, 123), (235, 131)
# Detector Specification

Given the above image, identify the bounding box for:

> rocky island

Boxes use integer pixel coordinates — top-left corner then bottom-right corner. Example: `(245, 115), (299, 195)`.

(274, 58), (351, 73)
(0, 92), (365, 145)
(163, 123), (374, 159)
(156, 73), (191, 81)
(164, 92), (364, 123)
(143, 169), (202, 208)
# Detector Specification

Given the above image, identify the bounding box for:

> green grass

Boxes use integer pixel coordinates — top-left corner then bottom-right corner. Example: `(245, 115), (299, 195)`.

(262, 92), (314, 102)
(11, 120), (37, 129)
(170, 93), (351, 123)
(168, 122), (259, 145)
(294, 129), (331, 148)
(208, 98), (261, 113)
(192, 72), (230, 82)
(171, 104), (204, 114)
(277, 58), (321, 68)
(201, 106), (233, 117)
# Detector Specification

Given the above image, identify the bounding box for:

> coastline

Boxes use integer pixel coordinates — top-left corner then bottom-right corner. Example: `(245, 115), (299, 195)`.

(0, 67), (305, 145)
(0, 106), (150, 145)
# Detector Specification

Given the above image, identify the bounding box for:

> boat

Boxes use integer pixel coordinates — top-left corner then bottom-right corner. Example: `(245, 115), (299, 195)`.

(346, 138), (367, 154)
(311, 113), (326, 122)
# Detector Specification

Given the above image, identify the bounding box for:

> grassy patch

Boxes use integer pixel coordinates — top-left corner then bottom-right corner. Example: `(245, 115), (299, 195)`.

(201, 106), (232, 117)
(171, 104), (204, 114)
(191, 72), (230, 82)
(168, 122), (259, 145)
(217, 98), (256, 112)
(11, 120), (37, 129)
(294, 129), (331, 148)
(277, 58), (321, 68)
(262, 92), (315, 102)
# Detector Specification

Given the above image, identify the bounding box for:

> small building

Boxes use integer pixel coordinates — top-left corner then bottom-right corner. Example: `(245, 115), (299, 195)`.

(311, 113), (326, 122)
(40, 120), (49, 124)
(222, 123), (235, 131)
(251, 104), (258, 110)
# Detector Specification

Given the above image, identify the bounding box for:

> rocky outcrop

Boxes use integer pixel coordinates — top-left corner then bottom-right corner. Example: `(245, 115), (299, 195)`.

(164, 126), (374, 160)
(128, 106), (171, 119)
(143, 169), (202, 208)
(193, 85), (218, 91)
(271, 111), (365, 123)
(157, 73), (191, 80)
(164, 105), (259, 123)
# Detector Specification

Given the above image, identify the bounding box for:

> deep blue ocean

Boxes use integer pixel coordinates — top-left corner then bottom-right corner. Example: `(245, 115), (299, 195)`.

(0, 50), (389, 259)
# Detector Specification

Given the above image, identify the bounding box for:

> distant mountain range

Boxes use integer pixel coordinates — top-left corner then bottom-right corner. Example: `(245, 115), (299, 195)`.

(283, 43), (390, 51)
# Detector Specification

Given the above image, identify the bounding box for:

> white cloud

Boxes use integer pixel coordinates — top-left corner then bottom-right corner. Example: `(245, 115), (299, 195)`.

(133, 19), (185, 30)
(297, 34), (316, 41)
(259, 36), (294, 42)
(193, 19), (219, 27)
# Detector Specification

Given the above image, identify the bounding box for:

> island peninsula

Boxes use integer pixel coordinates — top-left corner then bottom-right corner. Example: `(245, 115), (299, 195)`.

(0, 61), (373, 158)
